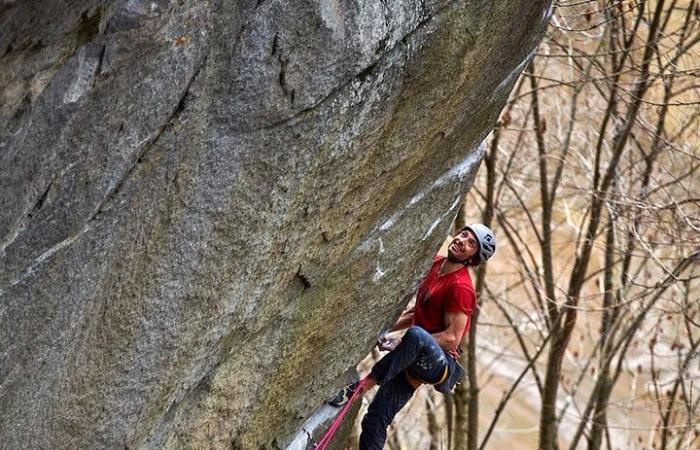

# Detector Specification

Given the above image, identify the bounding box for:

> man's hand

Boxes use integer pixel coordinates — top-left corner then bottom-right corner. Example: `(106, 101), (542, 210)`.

(377, 335), (400, 351)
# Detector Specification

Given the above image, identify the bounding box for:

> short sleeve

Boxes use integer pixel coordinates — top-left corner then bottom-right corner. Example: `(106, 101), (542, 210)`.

(445, 283), (475, 316)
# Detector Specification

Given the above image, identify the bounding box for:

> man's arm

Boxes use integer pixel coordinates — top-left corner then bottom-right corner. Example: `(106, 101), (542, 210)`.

(389, 306), (415, 332)
(377, 306), (415, 351)
(431, 310), (468, 352)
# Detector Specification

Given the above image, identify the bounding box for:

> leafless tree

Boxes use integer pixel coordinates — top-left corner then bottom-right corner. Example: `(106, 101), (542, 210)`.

(350, 2), (699, 449)
(457, 1), (699, 450)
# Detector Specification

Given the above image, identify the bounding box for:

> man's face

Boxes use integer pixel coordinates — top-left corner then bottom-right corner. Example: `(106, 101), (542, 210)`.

(447, 229), (479, 263)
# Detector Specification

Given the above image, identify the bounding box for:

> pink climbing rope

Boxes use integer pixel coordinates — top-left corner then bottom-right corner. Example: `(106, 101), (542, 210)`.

(313, 377), (369, 450)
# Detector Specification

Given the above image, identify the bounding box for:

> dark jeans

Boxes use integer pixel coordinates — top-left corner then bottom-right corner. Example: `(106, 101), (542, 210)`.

(359, 326), (448, 450)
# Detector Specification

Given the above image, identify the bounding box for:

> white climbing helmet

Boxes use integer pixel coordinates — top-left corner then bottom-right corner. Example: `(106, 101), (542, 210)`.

(463, 223), (496, 264)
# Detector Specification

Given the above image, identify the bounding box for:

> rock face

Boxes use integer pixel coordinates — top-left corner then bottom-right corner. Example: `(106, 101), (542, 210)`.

(0, 1), (551, 448)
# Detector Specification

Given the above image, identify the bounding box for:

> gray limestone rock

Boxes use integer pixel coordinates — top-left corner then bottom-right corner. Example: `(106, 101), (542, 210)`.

(0, 0), (551, 448)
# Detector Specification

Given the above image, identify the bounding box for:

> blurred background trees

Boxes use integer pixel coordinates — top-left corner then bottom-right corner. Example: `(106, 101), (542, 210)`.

(351, 1), (699, 449)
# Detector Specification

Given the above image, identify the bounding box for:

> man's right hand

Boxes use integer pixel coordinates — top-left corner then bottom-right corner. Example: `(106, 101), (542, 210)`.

(377, 335), (400, 351)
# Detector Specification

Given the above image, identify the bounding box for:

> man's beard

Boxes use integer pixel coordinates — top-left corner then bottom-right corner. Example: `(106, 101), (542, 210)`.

(446, 250), (467, 264)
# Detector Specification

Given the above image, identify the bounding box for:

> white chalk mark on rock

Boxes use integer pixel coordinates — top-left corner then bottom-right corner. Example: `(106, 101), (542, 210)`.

(449, 196), (461, 211)
(492, 46), (537, 101)
(8, 223), (90, 287)
(379, 216), (396, 232)
(319, 0), (343, 35)
(543, 2), (555, 22)
(0, 227), (22, 258)
(64, 47), (99, 104)
(358, 142), (485, 254)
(423, 217), (443, 241)
(421, 196), (462, 241)
(378, 142), (485, 234)
(285, 403), (340, 450)
(373, 266), (386, 283)
(0, 162), (77, 257)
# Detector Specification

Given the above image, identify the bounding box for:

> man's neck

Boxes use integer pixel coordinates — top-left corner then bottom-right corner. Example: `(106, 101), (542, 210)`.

(439, 258), (465, 276)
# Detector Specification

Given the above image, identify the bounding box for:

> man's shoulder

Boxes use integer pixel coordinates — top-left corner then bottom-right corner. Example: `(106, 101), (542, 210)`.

(452, 270), (475, 291)
(454, 264), (473, 280)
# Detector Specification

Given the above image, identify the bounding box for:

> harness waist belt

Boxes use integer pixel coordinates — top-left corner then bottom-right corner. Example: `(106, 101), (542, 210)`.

(405, 365), (449, 386)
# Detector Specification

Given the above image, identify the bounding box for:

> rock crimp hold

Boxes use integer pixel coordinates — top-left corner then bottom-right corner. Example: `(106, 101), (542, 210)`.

(0, 0), (552, 448)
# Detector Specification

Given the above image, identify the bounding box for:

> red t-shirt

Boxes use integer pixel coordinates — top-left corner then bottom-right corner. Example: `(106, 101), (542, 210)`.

(413, 256), (476, 357)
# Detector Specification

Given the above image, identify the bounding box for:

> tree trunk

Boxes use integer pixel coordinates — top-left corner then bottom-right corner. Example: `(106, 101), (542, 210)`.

(427, 390), (442, 450)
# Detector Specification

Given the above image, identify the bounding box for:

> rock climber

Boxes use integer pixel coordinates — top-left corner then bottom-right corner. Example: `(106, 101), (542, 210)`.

(329, 223), (496, 450)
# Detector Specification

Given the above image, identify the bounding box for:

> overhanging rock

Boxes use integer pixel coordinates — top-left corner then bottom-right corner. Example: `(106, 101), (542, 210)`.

(0, 0), (552, 448)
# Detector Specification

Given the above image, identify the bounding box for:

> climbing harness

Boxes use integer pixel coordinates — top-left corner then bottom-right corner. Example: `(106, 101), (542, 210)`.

(404, 364), (449, 389)
(311, 377), (369, 450)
